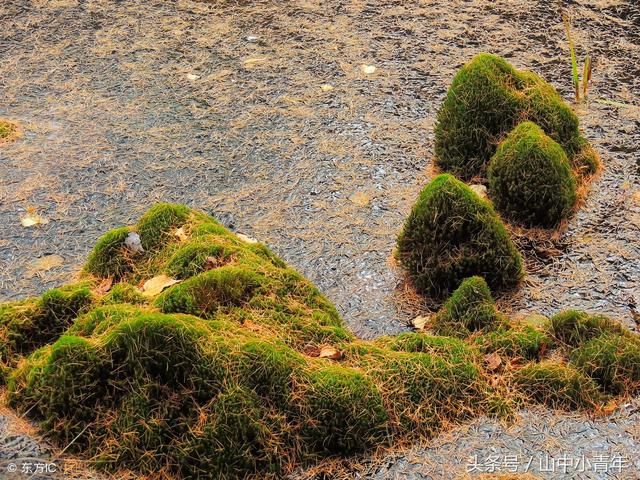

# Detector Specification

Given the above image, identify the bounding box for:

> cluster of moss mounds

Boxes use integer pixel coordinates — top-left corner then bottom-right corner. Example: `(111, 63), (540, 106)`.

(1, 204), (638, 479)
(397, 174), (523, 298)
(434, 53), (599, 181)
(487, 121), (578, 227)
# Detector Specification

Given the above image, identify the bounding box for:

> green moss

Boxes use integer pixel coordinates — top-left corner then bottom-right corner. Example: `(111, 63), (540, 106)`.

(165, 243), (230, 279)
(180, 385), (286, 478)
(488, 121), (577, 227)
(85, 226), (132, 279)
(136, 203), (190, 252)
(0, 284), (93, 362)
(101, 282), (147, 305)
(434, 53), (596, 180)
(513, 361), (603, 410)
(550, 310), (627, 347)
(476, 324), (550, 360)
(156, 266), (264, 317)
(397, 175), (523, 298)
(570, 334), (640, 394)
(299, 365), (388, 454)
(432, 276), (505, 337)
(378, 332), (478, 363)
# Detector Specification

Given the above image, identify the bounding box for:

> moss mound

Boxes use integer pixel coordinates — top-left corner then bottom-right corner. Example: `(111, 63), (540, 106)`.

(0, 119), (18, 141)
(550, 310), (627, 347)
(476, 323), (551, 360)
(434, 53), (598, 180)
(488, 121), (577, 227)
(397, 174), (523, 298)
(513, 361), (603, 410)
(432, 276), (505, 337)
(2, 204), (638, 478)
(570, 334), (640, 394)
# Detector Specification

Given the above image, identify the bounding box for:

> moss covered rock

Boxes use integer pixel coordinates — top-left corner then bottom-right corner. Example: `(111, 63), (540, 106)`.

(488, 121), (577, 227)
(434, 53), (598, 180)
(397, 175), (523, 298)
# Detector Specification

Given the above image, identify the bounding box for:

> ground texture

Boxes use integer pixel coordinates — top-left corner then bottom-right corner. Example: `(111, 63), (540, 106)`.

(1, 0), (639, 478)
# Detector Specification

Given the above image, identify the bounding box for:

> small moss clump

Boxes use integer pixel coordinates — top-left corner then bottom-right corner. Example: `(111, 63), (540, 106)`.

(397, 175), (523, 298)
(513, 361), (603, 410)
(432, 276), (505, 338)
(137, 203), (190, 252)
(434, 53), (598, 180)
(550, 310), (627, 347)
(85, 226), (133, 280)
(488, 122), (577, 227)
(570, 334), (640, 395)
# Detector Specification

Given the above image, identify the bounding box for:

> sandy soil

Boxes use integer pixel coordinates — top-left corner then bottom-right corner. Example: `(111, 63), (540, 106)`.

(0, 0), (639, 478)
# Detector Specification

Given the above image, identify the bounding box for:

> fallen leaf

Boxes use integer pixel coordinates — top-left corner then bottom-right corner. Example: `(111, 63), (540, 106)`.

(94, 277), (114, 295)
(237, 233), (258, 244)
(412, 315), (429, 330)
(174, 227), (188, 241)
(20, 207), (49, 227)
(469, 184), (488, 199)
(186, 73), (200, 81)
(303, 345), (321, 357)
(350, 191), (370, 207)
(320, 84), (334, 92)
(141, 275), (180, 297)
(319, 346), (342, 360)
(484, 352), (503, 372)
(243, 57), (269, 68)
(28, 254), (63, 273)
(360, 64), (376, 74)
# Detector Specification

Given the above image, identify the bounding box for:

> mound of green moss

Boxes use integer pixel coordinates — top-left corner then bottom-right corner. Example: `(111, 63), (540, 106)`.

(432, 276), (505, 337)
(1, 203), (638, 478)
(0, 119), (18, 140)
(488, 121), (577, 227)
(434, 53), (598, 180)
(397, 174), (523, 298)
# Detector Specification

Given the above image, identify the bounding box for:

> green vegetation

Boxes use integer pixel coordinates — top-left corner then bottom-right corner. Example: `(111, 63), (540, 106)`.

(434, 53), (598, 180)
(397, 174), (523, 298)
(513, 361), (602, 410)
(550, 310), (627, 347)
(488, 121), (577, 227)
(570, 334), (640, 394)
(432, 276), (505, 337)
(1, 204), (637, 478)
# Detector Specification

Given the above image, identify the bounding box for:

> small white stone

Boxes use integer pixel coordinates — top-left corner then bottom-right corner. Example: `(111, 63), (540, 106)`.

(469, 184), (488, 199)
(124, 232), (144, 253)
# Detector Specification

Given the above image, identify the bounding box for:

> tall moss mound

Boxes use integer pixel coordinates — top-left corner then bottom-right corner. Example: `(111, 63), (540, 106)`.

(397, 174), (523, 298)
(488, 121), (577, 227)
(1, 204), (638, 478)
(434, 53), (598, 180)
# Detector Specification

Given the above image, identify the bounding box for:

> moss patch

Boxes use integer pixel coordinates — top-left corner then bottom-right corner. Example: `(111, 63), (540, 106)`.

(513, 361), (603, 410)
(434, 53), (598, 180)
(550, 310), (627, 347)
(488, 121), (577, 227)
(3, 204), (637, 479)
(0, 119), (19, 142)
(397, 175), (523, 298)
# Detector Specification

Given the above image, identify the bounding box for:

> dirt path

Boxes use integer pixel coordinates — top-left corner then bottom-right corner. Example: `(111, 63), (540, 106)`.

(0, 0), (639, 478)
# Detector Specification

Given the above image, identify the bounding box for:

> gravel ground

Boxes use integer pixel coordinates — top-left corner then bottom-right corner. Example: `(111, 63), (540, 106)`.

(0, 0), (639, 478)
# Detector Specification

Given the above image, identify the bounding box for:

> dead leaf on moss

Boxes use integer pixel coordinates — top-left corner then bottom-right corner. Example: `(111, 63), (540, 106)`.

(237, 233), (258, 244)
(319, 346), (342, 360)
(141, 275), (180, 297)
(174, 226), (188, 241)
(320, 84), (334, 92)
(412, 315), (429, 330)
(94, 277), (114, 295)
(484, 352), (503, 372)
